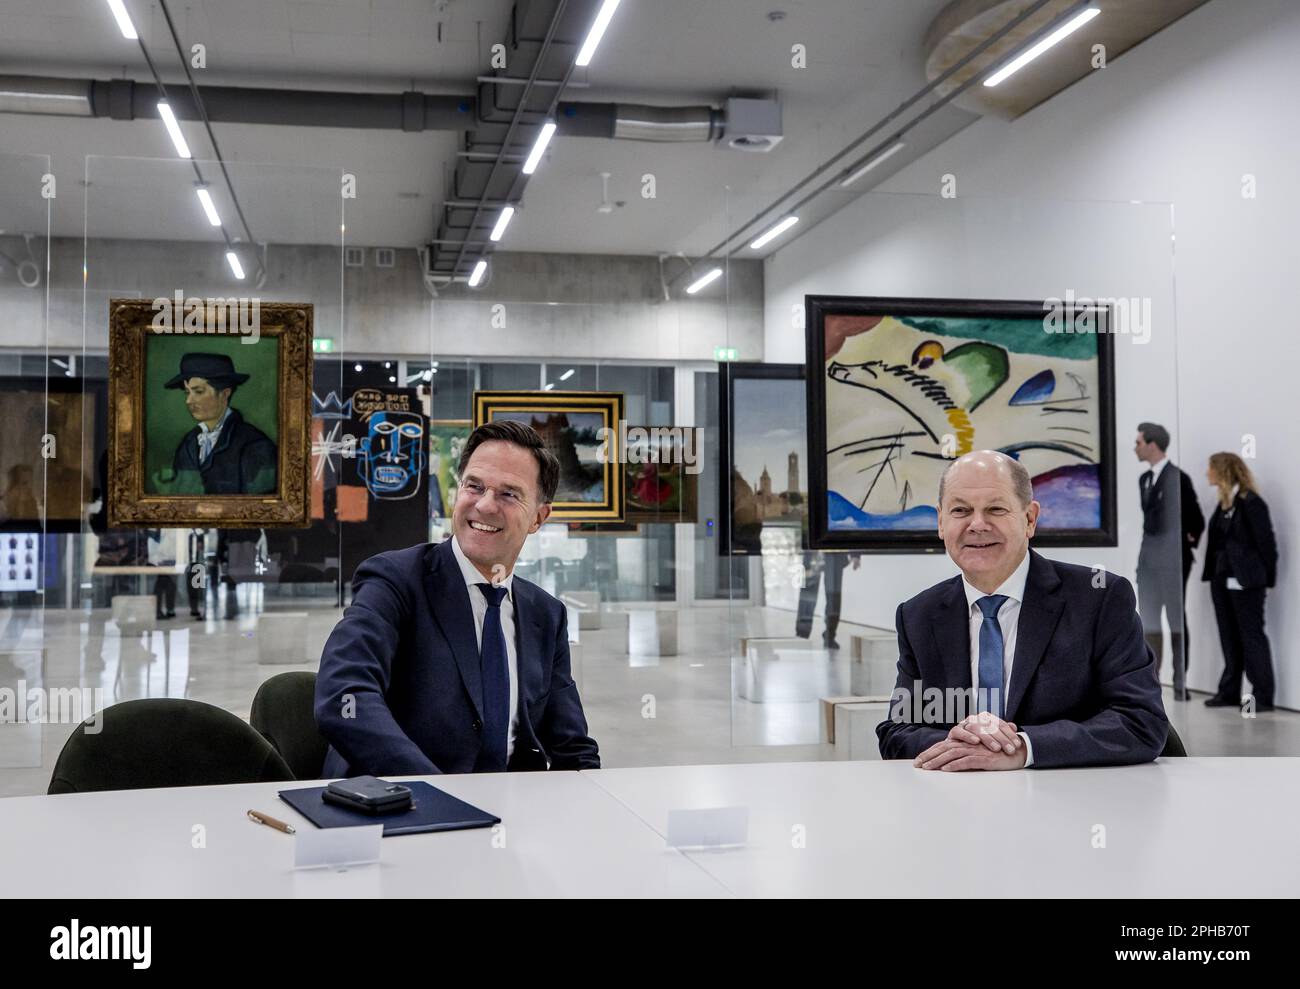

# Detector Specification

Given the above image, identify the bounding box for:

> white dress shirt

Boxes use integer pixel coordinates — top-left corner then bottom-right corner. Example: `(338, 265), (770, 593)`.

(196, 406), (232, 464)
(961, 549), (1034, 767)
(450, 536), (519, 758)
(1224, 484), (1243, 590)
(1144, 456), (1168, 485)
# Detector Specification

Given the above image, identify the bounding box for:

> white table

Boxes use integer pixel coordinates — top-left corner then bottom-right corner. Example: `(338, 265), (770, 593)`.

(583, 758), (1300, 898)
(3, 758), (1296, 897)
(1, 771), (726, 898)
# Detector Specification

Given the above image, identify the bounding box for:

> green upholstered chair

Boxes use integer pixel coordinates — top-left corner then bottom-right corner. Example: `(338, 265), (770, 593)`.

(48, 698), (293, 794)
(1159, 722), (1187, 758)
(250, 671), (328, 780)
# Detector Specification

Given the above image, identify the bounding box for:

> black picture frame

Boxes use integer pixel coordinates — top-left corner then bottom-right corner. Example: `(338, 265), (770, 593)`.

(805, 295), (1117, 552)
(717, 362), (808, 556)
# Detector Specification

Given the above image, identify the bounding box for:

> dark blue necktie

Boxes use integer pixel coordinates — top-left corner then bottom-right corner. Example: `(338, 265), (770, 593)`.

(976, 594), (1009, 718)
(475, 583), (510, 772)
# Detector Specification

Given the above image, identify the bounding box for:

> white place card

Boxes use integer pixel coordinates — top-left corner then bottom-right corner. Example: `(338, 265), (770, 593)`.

(293, 824), (383, 870)
(665, 806), (749, 849)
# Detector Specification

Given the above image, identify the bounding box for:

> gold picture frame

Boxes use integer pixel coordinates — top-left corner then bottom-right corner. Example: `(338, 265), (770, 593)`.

(473, 389), (624, 521)
(107, 298), (313, 527)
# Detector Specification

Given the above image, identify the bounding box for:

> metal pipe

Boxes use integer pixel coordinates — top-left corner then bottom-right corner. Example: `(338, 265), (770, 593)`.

(0, 75), (722, 144)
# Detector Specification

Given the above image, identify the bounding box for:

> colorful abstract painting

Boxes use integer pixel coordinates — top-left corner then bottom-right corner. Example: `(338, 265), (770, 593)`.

(805, 296), (1116, 551)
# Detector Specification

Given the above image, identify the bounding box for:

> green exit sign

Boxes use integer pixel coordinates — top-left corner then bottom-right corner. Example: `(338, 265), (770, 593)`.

(312, 338), (335, 353)
(714, 346), (738, 362)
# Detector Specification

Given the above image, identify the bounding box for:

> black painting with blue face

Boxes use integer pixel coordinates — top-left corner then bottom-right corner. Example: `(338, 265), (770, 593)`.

(360, 410), (426, 499)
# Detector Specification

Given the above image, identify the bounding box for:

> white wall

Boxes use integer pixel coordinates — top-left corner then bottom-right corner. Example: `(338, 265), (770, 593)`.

(764, 0), (1299, 707)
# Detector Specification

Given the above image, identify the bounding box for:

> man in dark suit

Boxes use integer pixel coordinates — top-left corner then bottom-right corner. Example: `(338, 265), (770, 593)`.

(795, 551), (860, 649)
(167, 352), (277, 495)
(1134, 422), (1205, 700)
(877, 450), (1167, 770)
(316, 419), (599, 776)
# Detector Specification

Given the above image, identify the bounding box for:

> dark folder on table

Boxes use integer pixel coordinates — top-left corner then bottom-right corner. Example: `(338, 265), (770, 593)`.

(278, 781), (500, 836)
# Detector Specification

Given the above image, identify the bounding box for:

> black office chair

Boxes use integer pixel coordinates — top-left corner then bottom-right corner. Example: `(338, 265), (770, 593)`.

(250, 672), (328, 780)
(48, 698), (293, 794)
(1159, 722), (1187, 758)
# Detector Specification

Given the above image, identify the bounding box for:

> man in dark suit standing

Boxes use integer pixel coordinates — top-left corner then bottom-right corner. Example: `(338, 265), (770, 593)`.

(877, 451), (1167, 770)
(795, 550), (860, 649)
(167, 352), (277, 495)
(1134, 422), (1205, 701)
(316, 420), (599, 776)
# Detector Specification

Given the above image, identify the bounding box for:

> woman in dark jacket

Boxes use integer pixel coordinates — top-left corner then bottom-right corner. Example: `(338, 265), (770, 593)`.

(1202, 453), (1278, 711)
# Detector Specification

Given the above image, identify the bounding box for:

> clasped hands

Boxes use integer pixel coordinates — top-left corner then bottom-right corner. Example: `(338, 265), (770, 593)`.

(914, 713), (1027, 771)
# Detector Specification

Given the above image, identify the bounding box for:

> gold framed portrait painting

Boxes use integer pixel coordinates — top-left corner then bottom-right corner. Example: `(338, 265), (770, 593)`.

(107, 298), (313, 527)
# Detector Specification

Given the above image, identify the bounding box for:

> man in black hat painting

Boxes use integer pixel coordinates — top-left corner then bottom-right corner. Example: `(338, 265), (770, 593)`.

(167, 352), (277, 494)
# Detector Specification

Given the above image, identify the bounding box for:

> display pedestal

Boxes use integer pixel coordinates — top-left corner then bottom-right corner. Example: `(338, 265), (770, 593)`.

(563, 592), (602, 630)
(255, 612), (312, 665)
(111, 595), (156, 629)
(628, 610), (677, 658)
(850, 629), (895, 662)
(833, 701), (890, 761)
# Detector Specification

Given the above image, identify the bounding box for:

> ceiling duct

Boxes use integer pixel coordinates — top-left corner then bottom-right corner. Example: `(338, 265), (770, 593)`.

(0, 73), (760, 143)
(616, 104), (721, 142)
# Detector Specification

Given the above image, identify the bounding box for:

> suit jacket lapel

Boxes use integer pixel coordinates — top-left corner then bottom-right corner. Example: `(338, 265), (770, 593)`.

(422, 540), (484, 721)
(1005, 550), (1064, 722)
(207, 409), (238, 461)
(932, 576), (972, 691)
(509, 579), (546, 745)
(180, 429), (201, 470)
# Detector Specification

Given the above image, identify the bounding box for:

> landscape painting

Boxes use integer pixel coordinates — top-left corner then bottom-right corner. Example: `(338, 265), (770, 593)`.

(718, 363), (807, 555)
(473, 390), (624, 522)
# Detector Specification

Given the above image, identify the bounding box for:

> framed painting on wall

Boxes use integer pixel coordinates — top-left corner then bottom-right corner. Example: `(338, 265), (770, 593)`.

(623, 425), (699, 525)
(428, 419), (471, 519)
(473, 390), (624, 522)
(0, 377), (104, 533)
(805, 295), (1116, 552)
(717, 362), (808, 555)
(107, 298), (313, 527)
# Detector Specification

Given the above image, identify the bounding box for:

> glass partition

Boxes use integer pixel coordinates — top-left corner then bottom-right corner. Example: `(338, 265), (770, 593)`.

(4, 138), (1284, 797)
(64, 156), (347, 785)
(0, 152), (54, 795)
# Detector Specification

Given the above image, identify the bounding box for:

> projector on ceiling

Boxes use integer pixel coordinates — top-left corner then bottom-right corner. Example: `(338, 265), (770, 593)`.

(723, 97), (783, 152)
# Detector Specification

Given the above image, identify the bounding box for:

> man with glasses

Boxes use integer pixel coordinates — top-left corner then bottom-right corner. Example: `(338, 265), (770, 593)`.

(316, 420), (600, 776)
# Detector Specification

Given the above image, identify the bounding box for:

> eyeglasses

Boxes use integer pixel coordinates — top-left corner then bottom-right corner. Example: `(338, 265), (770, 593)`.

(458, 478), (526, 508)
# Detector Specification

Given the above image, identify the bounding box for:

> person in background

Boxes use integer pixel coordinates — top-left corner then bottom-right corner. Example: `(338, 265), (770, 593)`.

(1133, 422), (1205, 700)
(796, 551), (861, 650)
(146, 528), (177, 619)
(1201, 453), (1278, 712)
(186, 528), (206, 619)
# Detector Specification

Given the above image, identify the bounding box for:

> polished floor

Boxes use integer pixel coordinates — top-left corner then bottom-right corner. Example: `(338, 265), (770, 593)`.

(1, 593), (1297, 797)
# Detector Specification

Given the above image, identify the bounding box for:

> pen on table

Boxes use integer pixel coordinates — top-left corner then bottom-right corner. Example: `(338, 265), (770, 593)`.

(247, 809), (295, 834)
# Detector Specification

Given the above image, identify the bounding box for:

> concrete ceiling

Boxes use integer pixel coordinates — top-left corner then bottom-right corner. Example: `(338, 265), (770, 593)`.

(0, 0), (988, 257)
